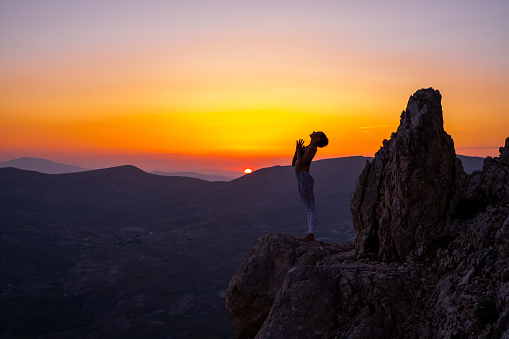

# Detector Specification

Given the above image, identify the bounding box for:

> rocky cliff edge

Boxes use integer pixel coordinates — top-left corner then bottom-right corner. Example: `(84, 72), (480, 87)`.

(225, 88), (509, 338)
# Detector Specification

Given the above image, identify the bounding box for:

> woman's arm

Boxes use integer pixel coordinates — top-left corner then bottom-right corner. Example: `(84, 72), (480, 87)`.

(293, 139), (304, 166)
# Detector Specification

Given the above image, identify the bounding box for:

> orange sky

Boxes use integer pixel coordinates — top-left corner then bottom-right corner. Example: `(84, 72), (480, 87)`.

(1, 1), (508, 173)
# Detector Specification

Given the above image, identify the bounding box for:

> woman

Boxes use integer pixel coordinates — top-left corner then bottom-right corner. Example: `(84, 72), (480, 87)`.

(292, 131), (329, 242)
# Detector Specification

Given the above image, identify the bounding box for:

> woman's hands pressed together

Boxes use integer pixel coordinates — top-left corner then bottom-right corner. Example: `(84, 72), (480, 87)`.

(296, 139), (305, 151)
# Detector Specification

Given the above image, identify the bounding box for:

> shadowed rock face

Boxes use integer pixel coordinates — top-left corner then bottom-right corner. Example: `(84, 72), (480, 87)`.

(225, 234), (300, 339)
(225, 233), (355, 338)
(226, 88), (509, 338)
(351, 88), (456, 262)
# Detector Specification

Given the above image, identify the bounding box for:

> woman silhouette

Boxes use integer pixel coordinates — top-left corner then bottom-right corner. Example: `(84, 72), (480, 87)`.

(292, 131), (328, 242)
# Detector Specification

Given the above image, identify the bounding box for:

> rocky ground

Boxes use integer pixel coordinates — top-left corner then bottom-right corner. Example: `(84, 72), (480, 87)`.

(226, 88), (509, 338)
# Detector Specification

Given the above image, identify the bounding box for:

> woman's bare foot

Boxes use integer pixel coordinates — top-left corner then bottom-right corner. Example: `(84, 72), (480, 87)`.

(299, 233), (315, 242)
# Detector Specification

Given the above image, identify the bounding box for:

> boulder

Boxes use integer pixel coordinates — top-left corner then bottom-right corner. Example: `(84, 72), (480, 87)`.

(256, 262), (420, 339)
(225, 233), (353, 338)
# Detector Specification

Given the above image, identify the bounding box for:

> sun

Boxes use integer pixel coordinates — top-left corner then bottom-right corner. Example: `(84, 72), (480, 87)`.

(244, 168), (252, 174)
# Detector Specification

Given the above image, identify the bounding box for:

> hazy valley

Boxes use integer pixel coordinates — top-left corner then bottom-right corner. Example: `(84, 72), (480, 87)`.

(0, 156), (392, 338)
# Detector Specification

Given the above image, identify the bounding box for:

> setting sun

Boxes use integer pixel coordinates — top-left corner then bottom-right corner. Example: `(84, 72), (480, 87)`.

(244, 168), (252, 174)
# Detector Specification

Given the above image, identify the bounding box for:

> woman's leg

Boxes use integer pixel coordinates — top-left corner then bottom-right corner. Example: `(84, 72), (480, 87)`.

(297, 172), (317, 234)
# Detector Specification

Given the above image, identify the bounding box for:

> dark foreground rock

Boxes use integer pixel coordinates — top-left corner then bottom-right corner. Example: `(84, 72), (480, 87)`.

(226, 88), (509, 338)
(225, 233), (355, 338)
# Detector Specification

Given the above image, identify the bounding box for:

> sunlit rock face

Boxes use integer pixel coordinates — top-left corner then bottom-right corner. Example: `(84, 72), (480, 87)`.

(351, 88), (456, 262)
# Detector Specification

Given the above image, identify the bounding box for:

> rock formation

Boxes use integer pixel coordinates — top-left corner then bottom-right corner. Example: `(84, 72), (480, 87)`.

(351, 88), (456, 262)
(226, 88), (509, 338)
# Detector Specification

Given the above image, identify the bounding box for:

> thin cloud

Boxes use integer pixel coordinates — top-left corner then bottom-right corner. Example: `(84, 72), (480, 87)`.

(456, 146), (498, 150)
(359, 125), (391, 133)
(359, 125), (390, 129)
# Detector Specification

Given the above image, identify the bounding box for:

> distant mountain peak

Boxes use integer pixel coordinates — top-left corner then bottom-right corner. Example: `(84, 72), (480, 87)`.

(0, 157), (88, 174)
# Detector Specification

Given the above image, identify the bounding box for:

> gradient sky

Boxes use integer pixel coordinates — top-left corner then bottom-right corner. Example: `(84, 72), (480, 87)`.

(1, 1), (508, 173)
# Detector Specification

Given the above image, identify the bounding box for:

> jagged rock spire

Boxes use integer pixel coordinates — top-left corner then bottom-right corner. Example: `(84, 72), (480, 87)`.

(351, 88), (456, 262)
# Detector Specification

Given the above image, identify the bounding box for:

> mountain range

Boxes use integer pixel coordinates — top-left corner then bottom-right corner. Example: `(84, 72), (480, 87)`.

(0, 152), (486, 337)
(0, 154), (483, 178)
(0, 157), (241, 180)
(0, 156), (371, 338)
